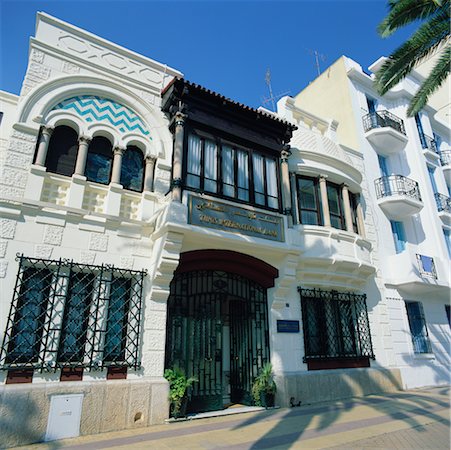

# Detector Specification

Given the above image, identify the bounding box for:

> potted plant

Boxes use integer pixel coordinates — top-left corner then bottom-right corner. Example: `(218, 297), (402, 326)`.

(164, 366), (197, 419)
(252, 362), (277, 408)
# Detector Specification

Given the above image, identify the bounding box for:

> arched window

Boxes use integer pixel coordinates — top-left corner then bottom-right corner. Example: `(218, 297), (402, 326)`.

(85, 136), (113, 185)
(44, 125), (78, 177)
(120, 146), (144, 192)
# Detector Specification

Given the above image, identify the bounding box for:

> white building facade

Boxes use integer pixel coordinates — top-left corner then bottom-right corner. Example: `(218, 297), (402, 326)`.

(294, 55), (451, 392)
(0, 13), (447, 448)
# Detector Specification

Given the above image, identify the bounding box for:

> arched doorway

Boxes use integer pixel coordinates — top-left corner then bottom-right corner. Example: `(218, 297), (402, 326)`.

(165, 251), (278, 413)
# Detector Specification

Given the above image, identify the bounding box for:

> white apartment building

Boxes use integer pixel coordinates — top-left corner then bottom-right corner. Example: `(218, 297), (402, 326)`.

(294, 55), (451, 391)
(0, 13), (447, 448)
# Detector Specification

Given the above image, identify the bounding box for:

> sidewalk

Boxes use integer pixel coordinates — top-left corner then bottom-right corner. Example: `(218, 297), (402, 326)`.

(13, 386), (450, 450)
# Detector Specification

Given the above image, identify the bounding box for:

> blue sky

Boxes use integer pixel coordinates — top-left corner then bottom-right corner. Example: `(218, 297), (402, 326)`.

(1, 1), (416, 110)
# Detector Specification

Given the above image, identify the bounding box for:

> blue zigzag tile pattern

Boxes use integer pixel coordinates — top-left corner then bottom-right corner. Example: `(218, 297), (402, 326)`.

(51, 95), (151, 137)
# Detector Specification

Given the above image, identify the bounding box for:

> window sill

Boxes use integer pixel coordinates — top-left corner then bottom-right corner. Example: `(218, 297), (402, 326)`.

(412, 353), (435, 360)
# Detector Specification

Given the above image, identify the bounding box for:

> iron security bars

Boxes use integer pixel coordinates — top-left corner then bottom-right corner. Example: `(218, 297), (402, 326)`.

(299, 287), (374, 362)
(435, 193), (451, 213)
(374, 175), (421, 201)
(0, 255), (146, 372)
(363, 110), (406, 135)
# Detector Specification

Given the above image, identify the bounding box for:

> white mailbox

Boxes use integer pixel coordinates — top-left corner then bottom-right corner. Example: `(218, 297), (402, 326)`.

(45, 394), (84, 442)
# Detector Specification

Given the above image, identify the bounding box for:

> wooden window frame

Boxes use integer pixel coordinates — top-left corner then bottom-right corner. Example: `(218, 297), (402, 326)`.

(296, 175), (322, 226)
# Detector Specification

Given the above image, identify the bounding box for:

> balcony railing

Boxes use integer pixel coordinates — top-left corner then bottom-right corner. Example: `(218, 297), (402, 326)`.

(374, 175), (421, 201)
(416, 254), (437, 279)
(440, 150), (451, 166)
(435, 192), (451, 213)
(420, 134), (438, 153)
(363, 110), (406, 135)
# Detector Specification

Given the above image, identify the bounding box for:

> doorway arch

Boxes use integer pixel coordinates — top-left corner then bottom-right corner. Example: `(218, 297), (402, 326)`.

(165, 250), (278, 413)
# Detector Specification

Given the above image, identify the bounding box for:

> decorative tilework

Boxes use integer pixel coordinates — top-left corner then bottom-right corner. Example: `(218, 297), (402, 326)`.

(51, 95), (151, 137)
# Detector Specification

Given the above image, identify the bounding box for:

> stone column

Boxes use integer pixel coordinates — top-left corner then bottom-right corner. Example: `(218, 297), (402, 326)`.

(341, 184), (354, 233)
(318, 175), (331, 227)
(144, 155), (157, 192)
(356, 199), (366, 239)
(111, 146), (125, 185)
(172, 111), (187, 202)
(280, 146), (292, 215)
(35, 126), (54, 167)
(74, 136), (91, 176)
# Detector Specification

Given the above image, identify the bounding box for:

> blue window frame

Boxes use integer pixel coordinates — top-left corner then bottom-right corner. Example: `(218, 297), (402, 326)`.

(415, 113), (427, 149)
(405, 301), (431, 354)
(443, 229), (451, 258)
(378, 155), (389, 177)
(390, 221), (406, 253)
(428, 166), (438, 194)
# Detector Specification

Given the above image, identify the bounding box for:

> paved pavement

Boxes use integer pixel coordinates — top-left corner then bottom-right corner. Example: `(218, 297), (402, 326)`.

(14, 386), (450, 450)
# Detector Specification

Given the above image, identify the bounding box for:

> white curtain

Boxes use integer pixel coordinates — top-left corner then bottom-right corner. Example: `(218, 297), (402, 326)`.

(204, 139), (217, 193)
(265, 158), (278, 209)
(222, 145), (234, 197)
(187, 134), (201, 188)
(237, 150), (249, 201)
(252, 153), (265, 205)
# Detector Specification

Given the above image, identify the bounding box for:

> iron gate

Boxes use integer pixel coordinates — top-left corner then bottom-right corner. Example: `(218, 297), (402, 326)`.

(165, 270), (270, 413)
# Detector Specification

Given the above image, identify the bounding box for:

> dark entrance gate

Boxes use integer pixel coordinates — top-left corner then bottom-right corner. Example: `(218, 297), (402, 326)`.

(165, 270), (270, 413)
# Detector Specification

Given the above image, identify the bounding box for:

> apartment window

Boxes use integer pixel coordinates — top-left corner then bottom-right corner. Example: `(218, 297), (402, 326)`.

(405, 301), (432, 354)
(327, 183), (345, 230)
(44, 125), (79, 177)
(428, 166), (438, 194)
(85, 136), (113, 185)
(299, 288), (374, 369)
(185, 131), (280, 211)
(415, 114), (427, 148)
(349, 193), (359, 234)
(120, 146), (144, 192)
(390, 221), (406, 253)
(0, 256), (145, 372)
(296, 176), (322, 225)
(366, 96), (377, 114)
(443, 229), (451, 258)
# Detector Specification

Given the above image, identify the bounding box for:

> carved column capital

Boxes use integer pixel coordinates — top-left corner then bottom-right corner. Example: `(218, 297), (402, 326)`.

(78, 135), (92, 145)
(145, 155), (157, 164)
(113, 146), (126, 156)
(41, 125), (54, 137)
(174, 111), (187, 127)
(281, 146), (292, 163)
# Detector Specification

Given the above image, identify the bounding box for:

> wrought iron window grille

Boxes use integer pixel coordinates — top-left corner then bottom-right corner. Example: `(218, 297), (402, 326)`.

(405, 301), (432, 354)
(0, 254), (146, 372)
(416, 254), (437, 279)
(362, 110), (406, 135)
(420, 134), (439, 153)
(374, 175), (421, 201)
(440, 150), (451, 167)
(298, 287), (375, 362)
(434, 193), (451, 213)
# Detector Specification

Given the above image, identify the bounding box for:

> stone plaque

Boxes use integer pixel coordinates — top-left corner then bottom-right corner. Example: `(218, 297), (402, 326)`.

(277, 320), (300, 333)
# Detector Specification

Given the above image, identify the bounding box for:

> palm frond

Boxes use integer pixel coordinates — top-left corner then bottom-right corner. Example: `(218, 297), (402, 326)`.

(375, 10), (450, 94)
(407, 44), (451, 116)
(378, 0), (447, 37)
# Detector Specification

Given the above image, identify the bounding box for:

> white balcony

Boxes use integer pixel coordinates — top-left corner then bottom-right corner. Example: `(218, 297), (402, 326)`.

(385, 250), (450, 295)
(435, 193), (451, 225)
(363, 111), (408, 154)
(375, 175), (423, 218)
(292, 225), (375, 289)
(440, 150), (451, 184)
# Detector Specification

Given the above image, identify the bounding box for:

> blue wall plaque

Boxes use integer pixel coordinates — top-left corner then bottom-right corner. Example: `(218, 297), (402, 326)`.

(277, 320), (300, 333)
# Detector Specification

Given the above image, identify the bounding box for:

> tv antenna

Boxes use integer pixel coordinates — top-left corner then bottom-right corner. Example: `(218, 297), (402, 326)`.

(261, 68), (290, 112)
(306, 49), (326, 76)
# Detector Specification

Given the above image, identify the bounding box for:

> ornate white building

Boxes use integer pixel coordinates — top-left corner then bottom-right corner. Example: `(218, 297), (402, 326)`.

(0, 13), (448, 447)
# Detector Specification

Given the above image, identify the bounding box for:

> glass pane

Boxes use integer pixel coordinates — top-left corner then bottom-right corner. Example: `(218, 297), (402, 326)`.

(222, 145), (234, 197)
(327, 185), (340, 215)
(86, 153), (112, 184)
(7, 268), (52, 363)
(104, 278), (131, 361)
(265, 158), (278, 207)
(298, 178), (316, 210)
(58, 273), (95, 362)
(187, 134), (201, 177)
(253, 154), (265, 205)
(120, 147), (144, 192)
(204, 139), (217, 193)
(301, 210), (319, 226)
(237, 150), (249, 189)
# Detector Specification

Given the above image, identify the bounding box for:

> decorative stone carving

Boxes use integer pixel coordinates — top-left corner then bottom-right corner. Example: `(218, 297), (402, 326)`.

(0, 168), (28, 189)
(5, 152), (33, 169)
(31, 49), (45, 63)
(89, 233), (108, 252)
(0, 261), (8, 278)
(62, 61), (80, 74)
(0, 219), (17, 239)
(11, 131), (37, 142)
(8, 139), (36, 155)
(43, 225), (64, 246)
(80, 251), (96, 265)
(34, 244), (53, 259)
(120, 256), (134, 270)
(0, 241), (7, 258)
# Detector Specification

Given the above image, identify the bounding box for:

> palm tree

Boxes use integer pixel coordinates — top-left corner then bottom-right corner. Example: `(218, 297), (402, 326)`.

(375, 0), (450, 117)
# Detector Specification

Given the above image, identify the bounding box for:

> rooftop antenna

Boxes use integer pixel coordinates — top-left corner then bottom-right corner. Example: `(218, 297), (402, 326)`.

(261, 68), (290, 112)
(306, 49), (326, 76)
